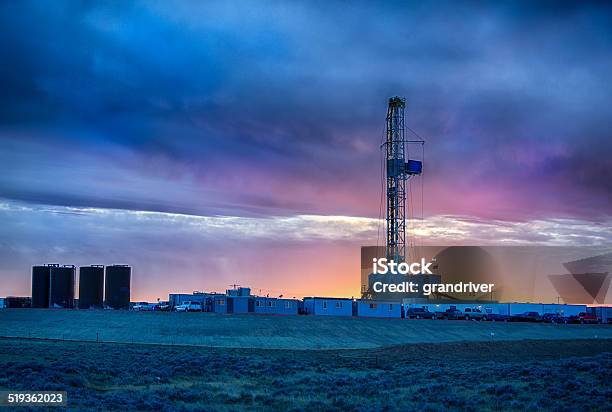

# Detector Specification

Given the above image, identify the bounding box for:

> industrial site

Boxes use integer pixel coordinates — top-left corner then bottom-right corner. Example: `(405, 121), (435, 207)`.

(2, 1), (612, 410)
(2, 97), (610, 324)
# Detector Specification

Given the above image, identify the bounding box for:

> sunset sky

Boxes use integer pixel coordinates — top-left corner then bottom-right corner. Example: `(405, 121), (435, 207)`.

(1, 1), (612, 301)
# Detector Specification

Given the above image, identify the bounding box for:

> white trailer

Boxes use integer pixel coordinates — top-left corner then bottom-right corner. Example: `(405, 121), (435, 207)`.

(589, 306), (612, 323)
(403, 301), (588, 317)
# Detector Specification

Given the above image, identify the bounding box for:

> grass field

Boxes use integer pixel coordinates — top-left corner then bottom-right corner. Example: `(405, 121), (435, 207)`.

(1, 338), (611, 411)
(1, 309), (612, 349)
(1, 310), (611, 410)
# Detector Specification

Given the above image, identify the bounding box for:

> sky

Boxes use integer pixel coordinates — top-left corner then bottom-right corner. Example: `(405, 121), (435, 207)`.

(1, 1), (612, 301)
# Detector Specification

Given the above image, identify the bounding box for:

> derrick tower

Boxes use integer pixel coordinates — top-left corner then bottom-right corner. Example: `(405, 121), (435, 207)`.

(384, 97), (422, 263)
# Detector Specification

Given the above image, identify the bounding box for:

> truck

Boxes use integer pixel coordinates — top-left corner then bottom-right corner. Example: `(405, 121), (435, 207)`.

(132, 302), (156, 311)
(462, 307), (487, 321)
(570, 312), (598, 324)
(175, 301), (203, 312)
(436, 308), (464, 320)
(510, 312), (542, 322)
(406, 307), (435, 319)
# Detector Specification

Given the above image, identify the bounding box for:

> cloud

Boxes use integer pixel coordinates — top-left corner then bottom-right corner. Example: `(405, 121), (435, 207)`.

(1, 1), (611, 222)
(2, 200), (612, 298)
(1, 1), (612, 300)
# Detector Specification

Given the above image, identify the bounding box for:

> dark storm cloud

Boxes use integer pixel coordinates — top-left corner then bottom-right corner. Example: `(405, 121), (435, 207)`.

(1, 0), (611, 219)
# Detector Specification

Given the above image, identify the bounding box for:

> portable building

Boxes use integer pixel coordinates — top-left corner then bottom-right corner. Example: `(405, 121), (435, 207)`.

(211, 296), (228, 313)
(589, 306), (612, 323)
(541, 303), (586, 317)
(409, 303), (513, 316)
(5, 296), (31, 308)
(253, 297), (299, 315)
(169, 292), (216, 308)
(355, 300), (402, 318)
(404, 302), (588, 317)
(303, 297), (353, 316)
(228, 296), (253, 313)
(226, 287), (251, 297)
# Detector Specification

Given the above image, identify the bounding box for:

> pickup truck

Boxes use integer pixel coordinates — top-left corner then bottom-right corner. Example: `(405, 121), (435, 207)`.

(541, 313), (569, 324)
(132, 303), (156, 311)
(156, 302), (172, 312)
(510, 312), (541, 322)
(175, 301), (202, 312)
(462, 307), (487, 321)
(406, 308), (436, 319)
(487, 313), (510, 322)
(436, 309), (464, 320)
(570, 312), (598, 324)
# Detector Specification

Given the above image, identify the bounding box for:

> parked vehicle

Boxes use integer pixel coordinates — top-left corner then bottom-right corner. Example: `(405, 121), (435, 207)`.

(175, 301), (202, 312)
(156, 302), (171, 311)
(462, 307), (487, 321)
(406, 308), (436, 319)
(486, 313), (510, 322)
(542, 313), (569, 324)
(133, 303), (156, 311)
(569, 312), (598, 324)
(437, 309), (464, 320)
(510, 312), (541, 322)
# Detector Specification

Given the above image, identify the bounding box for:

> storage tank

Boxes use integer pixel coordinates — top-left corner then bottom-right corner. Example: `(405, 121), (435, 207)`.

(49, 265), (75, 308)
(31, 264), (56, 308)
(105, 265), (131, 309)
(78, 265), (104, 309)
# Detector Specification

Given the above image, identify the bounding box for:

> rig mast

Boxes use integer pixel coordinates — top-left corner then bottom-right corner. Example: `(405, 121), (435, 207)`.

(384, 96), (422, 263)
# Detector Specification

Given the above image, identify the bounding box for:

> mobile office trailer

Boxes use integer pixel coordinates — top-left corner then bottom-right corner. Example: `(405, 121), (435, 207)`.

(227, 296), (253, 313)
(253, 297), (299, 315)
(405, 302), (588, 317)
(303, 297), (353, 316)
(354, 300), (402, 318)
(211, 296), (228, 313)
(502, 303), (587, 316)
(588, 306), (612, 323)
(541, 303), (587, 317)
(169, 293), (195, 307)
(169, 292), (221, 311)
(4, 296), (32, 308)
(226, 287), (251, 297)
(405, 302), (503, 315)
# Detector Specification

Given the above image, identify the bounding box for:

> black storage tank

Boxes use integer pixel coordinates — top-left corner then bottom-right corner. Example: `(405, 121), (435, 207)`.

(105, 265), (131, 309)
(78, 265), (104, 309)
(49, 265), (75, 308)
(31, 264), (56, 308)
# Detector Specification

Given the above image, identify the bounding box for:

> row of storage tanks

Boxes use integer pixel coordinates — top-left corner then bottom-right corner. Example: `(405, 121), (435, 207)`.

(32, 264), (131, 309)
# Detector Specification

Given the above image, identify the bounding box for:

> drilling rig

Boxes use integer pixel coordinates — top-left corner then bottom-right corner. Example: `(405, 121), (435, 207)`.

(362, 96), (432, 301)
(384, 96), (422, 263)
